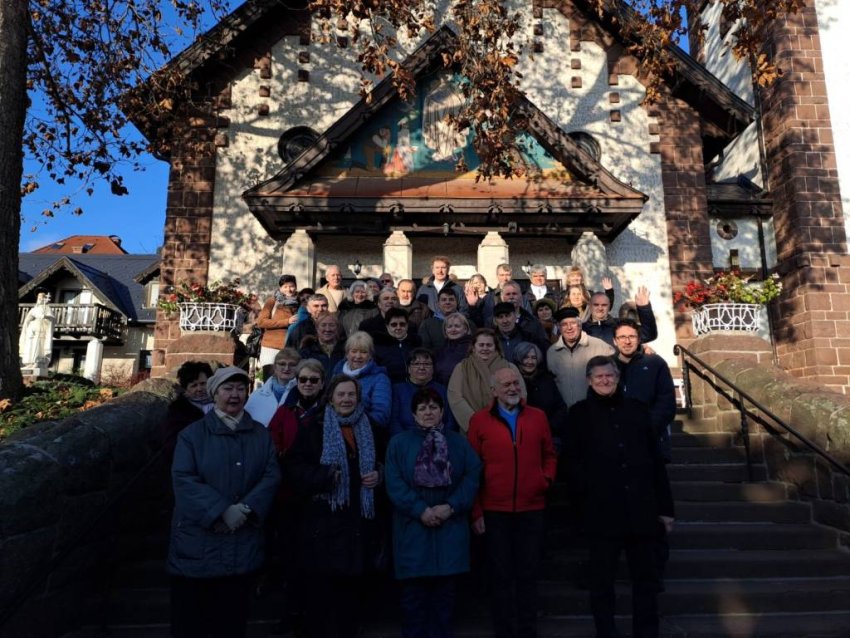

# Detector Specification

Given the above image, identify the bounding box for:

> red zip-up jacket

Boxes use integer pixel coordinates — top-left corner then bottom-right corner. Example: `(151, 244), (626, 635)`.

(467, 400), (558, 520)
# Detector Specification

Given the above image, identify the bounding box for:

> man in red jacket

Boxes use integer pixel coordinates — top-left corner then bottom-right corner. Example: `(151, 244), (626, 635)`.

(468, 367), (558, 638)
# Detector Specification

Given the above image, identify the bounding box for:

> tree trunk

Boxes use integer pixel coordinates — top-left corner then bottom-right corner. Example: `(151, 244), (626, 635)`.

(0, 0), (29, 400)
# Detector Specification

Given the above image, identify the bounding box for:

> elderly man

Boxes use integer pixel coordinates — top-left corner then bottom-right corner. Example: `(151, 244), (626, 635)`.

(316, 265), (345, 312)
(475, 265), (531, 325)
(397, 278), (431, 330)
(547, 307), (615, 408)
(565, 356), (674, 638)
(417, 256), (465, 313)
(523, 264), (560, 306)
(468, 367), (557, 638)
(584, 286), (658, 347)
(284, 294), (329, 348)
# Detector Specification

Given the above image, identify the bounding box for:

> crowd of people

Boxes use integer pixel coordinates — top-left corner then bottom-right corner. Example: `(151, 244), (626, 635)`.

(163, 256), (677, 638)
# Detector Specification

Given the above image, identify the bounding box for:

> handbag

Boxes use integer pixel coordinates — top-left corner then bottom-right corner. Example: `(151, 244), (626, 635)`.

(245, 325), (264, 358)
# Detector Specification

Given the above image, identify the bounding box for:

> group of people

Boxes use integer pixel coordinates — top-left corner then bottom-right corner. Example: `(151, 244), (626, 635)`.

(162, 256), (677, 638)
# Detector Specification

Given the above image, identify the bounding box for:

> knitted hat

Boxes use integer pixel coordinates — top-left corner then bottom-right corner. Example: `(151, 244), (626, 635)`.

(207, 366), (250, 398)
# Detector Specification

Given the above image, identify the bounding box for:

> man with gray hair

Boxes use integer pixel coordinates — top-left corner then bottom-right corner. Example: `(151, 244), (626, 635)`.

(523, 264), (560, 306)
(316, 265), (345, 312)
(547, 307), (615, 407)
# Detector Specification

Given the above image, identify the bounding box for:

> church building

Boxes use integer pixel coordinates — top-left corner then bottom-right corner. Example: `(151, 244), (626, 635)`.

(133, 0), (850, 392)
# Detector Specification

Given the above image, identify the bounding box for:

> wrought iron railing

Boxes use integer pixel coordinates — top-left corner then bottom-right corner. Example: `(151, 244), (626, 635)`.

(674, 343), (850, 481)
(18, 303), (125, 341)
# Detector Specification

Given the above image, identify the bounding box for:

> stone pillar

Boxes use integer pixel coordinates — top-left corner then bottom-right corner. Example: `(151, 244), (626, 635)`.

(282, 229), (316, 288)
(83, 339), (104, 383)
(570, 232), (609, 290)
(759, 1), (850, 392)
(477, 232), (509, 285)
(383, 231), (412, 280)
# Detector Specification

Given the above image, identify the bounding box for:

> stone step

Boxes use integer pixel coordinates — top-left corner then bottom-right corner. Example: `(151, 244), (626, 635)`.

(671, 447), (754, 464)
(542, 548), (850, 580)
(60, 611), (850, 638)
(671, 432), (736, 448)
(535, 576), (850, 616)
(667, 463), (767, 482)
(669, 522), (838, 551)
(672, 481), (787, 502)
(676, 501), (811, 523)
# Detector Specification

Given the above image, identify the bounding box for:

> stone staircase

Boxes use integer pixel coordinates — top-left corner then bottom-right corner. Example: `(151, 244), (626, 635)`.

(65, 413), (850, 637)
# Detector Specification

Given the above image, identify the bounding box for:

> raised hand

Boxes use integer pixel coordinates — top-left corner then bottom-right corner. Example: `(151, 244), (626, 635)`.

(635, 285), (651, 307)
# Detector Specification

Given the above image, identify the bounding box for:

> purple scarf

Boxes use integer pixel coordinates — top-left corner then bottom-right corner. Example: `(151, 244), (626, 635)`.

(413, 426), (452, 487)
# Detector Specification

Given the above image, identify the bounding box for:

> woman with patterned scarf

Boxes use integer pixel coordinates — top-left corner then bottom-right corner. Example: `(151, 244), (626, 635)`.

(385, 387), (481, 638)
(285, 374), (381, 638)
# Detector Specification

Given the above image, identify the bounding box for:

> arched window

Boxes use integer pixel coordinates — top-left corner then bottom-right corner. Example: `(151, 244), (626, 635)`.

(277, 126), (320, 163)
(567, 131), (601, 161)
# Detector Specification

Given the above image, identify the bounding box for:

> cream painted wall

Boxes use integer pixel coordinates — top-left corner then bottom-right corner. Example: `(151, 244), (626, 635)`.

(816, 0), (850, 251)
(697, 1), (754, 105)
(209, 2), (678, 367)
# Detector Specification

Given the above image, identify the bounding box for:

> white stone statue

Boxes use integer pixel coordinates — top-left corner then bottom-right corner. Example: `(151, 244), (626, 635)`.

(20, 292), (55, 367)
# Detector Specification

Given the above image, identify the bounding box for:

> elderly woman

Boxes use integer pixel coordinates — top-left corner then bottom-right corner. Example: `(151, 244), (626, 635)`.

(385, 388), (481, 638)
(434, 312), (473, 386)
(391, 348), (453, 437)
(331, 331), (392, 432)
(338, 281), (379, 337)
(299, 311), (346, 374)
(285, 375), (381, 638)
(447, 328), (526, 432)
(512, 342), (567, 451)
(268, 359), (326, 458)
(168, 366), (280, 638)
(245, 347), (301, 427)
(160, 360), (214, 464)
(257, 274), (300, 378)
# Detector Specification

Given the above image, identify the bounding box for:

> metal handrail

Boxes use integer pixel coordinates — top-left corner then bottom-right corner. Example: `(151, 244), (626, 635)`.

(674, 343), (850, 479)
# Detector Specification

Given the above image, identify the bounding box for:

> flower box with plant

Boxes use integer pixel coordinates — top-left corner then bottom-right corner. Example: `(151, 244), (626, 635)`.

(158, 279), (257, 332)
(674, 271), (782, 336)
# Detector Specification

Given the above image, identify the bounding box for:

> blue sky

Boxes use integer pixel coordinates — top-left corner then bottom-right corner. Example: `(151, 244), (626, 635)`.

(19, 150), (169, 255)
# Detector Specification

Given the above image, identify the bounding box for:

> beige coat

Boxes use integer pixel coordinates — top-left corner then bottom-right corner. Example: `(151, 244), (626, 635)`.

(448, 355), (527, 432)
(546, 332), (615, 408)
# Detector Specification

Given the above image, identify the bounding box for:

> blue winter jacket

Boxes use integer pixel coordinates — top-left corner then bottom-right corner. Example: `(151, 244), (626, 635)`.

(385, 427), (481, 579)
(331, 359), (393, 429)
(167, 410), (281, 578)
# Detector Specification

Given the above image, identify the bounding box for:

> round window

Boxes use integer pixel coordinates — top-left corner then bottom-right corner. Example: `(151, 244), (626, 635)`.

(568, 131), (601, 161)
(277, 126), (320, 163)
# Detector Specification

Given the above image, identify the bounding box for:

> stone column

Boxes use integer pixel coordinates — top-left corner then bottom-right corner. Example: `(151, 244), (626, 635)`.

(383, 231), (412, 280)
(570, 232), (609, 289)
(477, 232), (509, 285)
(282, 229), (316, 288)
(83, 339), (104, 383)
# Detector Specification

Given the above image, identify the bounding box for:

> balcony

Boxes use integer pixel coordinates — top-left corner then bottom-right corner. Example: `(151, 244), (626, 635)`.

(18, 303), (125, 342)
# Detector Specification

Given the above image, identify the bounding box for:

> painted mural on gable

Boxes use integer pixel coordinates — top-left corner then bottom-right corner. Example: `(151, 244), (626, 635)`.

(313, 74), (574, 183)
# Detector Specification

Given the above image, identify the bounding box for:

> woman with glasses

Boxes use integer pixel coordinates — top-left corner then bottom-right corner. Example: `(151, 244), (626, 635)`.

(285, 374), (381, 638)
(245, 348), (301, 427)
(512, 342), (567, 452)
(374, 308), (422, 383)
(385, 388), (481, 638)
(390, 348), (453, 437)
(265, 359), (326, 635)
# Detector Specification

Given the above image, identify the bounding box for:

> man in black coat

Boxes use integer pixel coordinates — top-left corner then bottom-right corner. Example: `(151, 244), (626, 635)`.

(565, 355), (674, 638)
(583, 286), (658, 347)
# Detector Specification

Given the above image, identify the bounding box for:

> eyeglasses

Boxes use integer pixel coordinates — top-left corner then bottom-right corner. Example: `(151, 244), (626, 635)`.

(615, 335), (638, 342)
(388, 322), (408, 328)
(298, 376), (321, 384)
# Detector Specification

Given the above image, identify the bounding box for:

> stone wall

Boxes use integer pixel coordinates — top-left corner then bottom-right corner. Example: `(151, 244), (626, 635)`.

(687, 335), (850, 545)
(0, 378), (176, 637)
